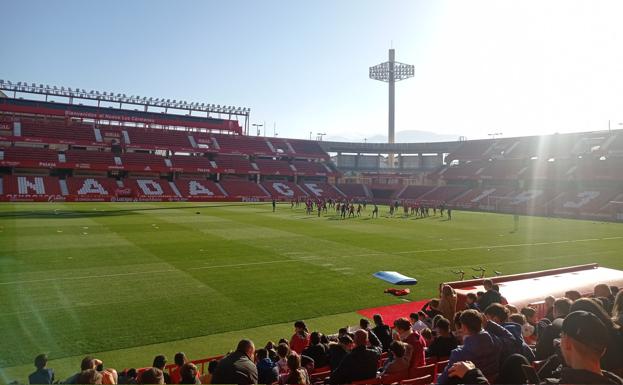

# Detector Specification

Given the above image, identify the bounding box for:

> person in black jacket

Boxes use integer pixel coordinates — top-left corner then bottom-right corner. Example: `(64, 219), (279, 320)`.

(477, 279), (502, 312)
(302, 331), (329, 368)
(426, 317), (458, 359)
(372, 314), (392, 352)
(212, 339), (258, 385)
(535, 298), (572, 360)
(330, 330), (381, 384)
(359, 318), (382, 348)
(328, 335), (353, 371)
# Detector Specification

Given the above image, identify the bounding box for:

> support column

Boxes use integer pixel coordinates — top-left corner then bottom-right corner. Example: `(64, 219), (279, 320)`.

(388, 49), (395, 168)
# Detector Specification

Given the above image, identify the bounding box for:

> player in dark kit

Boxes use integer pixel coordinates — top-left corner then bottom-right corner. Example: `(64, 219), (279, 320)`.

(272, 198), (276, 212)
(447, 207), (452, 220)
(372, 204), (379, 218)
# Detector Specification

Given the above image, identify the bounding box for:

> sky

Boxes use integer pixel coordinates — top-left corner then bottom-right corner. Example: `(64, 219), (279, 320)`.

(2, 0), (623, 142)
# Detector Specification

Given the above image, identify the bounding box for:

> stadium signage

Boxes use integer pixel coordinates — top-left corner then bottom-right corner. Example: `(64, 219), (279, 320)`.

(65, 110), (156, 124)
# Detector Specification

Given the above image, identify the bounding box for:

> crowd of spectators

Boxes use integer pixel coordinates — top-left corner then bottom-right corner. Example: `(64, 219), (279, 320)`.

(25, 281), (623, 385)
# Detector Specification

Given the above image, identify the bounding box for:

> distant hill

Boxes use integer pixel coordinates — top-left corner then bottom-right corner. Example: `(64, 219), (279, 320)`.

(325, 130), (459, 143)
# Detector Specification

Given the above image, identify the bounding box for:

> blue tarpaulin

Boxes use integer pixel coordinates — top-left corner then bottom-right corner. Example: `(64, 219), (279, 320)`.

(373, 271), (418, 285)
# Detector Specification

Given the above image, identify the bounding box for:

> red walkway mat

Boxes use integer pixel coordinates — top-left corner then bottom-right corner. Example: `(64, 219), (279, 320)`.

(357, 299), (430, 326)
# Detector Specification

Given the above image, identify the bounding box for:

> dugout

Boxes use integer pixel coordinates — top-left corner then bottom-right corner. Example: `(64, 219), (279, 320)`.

(443, 263), (623, 318)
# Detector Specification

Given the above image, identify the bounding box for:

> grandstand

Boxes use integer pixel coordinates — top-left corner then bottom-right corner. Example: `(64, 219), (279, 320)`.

(2, 82), (623, 224)
(3, 81), (623, 385)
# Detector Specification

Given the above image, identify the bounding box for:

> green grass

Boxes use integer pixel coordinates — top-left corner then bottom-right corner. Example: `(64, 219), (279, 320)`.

(1, 202), (622, 382)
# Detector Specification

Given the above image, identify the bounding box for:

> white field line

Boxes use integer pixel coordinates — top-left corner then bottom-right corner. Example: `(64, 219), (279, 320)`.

(1, 236), (621, 286)
(395, 236), (623, 254)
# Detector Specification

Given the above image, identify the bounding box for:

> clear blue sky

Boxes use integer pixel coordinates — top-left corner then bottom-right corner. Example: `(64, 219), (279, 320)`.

(3, 0), (623, 141)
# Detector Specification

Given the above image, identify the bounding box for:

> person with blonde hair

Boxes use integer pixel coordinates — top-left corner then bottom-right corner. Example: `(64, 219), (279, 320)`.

(439, 285), (457, 324)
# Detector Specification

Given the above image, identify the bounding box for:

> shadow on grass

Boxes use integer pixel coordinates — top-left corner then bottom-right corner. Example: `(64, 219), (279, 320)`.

(0, 202), (272, 219)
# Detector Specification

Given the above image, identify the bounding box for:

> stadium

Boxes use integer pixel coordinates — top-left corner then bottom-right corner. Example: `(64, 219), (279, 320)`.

(2, 2), (623, 385)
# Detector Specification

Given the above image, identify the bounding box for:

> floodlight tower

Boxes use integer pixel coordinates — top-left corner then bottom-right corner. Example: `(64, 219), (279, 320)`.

(369, 49), (414, 167)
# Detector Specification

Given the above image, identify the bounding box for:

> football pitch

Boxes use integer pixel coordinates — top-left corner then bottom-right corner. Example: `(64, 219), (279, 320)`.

(1, 202), (622, 381)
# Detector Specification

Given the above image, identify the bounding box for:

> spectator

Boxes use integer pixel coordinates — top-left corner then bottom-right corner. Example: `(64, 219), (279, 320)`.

(483, 303), (535, 362)
(393, 317), (426, 369)
(212, 339), (258, 384)
(595, 284), (615, 314)
(101, 368), (118, 385)
(300, 355), (315, 375)
(437, 310), (504, 384)
(569, 298), (623, 371)
(29, 354), (54, 384)
(410, 312), (428, 333)
(328, 335), (353, 371)
(179, 363), (200, 385)
(199, 360), (218, 384)
(613, 290), (623, 327)
(422, 299), (443, 319)
(64, 356), (102, 384)
(289, 320), (310, 354)
(520, 307), (538, 344)
(140, 368), (164, 385)
(477, 279), (502, 312)
(151, 355), (171, 384)
(302, 331), (329, 368)
(508, 313), (533, 343)
(380, 341), (409, 376)
(505, 304), (518, 314)
(319, 334), (331, 351)
(558, 310), (623, 384)
(430, 313), (444, 330)
(77, 369), (103, 385)
(420, 328), (433, 347)
(372, 314), (393, 352)
(565, 290), (582, 301)
(265, 341), (279, 362)
(276, 343), (290, 373)
(493, 284), (508, 304)
(426, 317), (458, 359)
(439, 285), (457, 325)
(256, 348), (279, 384)
(330, 330), (380, 384)
(280, 354), (310, 385)
(509, 314), (524, 324)
(544, 296), (556, 321)
(118, 369), (138, 385)
(169, 352), (187, 384)
(465, 292), (480, 311)
(535, 297), (572, 360)
(358, 319), (382, 348)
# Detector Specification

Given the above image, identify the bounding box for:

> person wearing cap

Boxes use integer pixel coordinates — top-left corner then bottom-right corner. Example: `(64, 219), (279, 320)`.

(558, 310), (623, 384)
